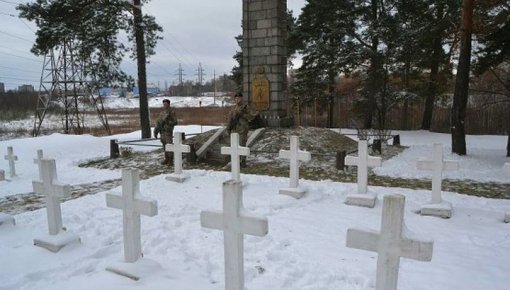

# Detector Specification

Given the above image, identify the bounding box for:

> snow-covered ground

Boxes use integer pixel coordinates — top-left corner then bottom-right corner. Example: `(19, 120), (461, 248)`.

(0, 128), (509, 289)
(101, 95), (232, 109)
(338, 129), (509, 183)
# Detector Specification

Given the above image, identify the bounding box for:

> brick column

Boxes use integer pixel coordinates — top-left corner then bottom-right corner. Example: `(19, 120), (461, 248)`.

(242, 0), (292, 127)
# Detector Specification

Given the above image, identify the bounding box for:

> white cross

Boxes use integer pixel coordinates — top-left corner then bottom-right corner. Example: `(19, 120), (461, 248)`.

(32, 159), (71, 235)
(106, 168), (158, 263)
(221, 133), (250, 182)
(201, 180), (268, 290)
(4, 146), (18, 178)
(279, 135), (311, 188)
(346, 194), (434, 290)
(34, 149), (44, 180)
(165, 132), (190, 175)
(345, 140), (382, 194)
(417, 144), (458, 204)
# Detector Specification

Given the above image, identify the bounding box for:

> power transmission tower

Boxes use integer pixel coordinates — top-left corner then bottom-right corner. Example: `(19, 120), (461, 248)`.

(33, 40), (110, 136)
(195, 62), (205, 97)
(175, 63), (185, 96)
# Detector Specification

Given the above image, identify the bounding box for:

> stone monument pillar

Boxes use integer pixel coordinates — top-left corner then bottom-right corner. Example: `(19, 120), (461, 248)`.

(242, 0), (292, 127)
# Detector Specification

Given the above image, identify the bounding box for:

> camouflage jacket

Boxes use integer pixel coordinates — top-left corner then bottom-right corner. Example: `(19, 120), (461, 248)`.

(154, 108), (177, 135)
(227, 104), (256, 134)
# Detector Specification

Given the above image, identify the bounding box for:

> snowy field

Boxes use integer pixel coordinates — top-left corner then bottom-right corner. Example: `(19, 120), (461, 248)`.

(101, 95), (231, 109)
(0, 127), (509, 290)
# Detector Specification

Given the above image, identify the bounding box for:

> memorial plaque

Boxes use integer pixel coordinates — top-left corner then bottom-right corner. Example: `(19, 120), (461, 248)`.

(251, 75), (270, 111)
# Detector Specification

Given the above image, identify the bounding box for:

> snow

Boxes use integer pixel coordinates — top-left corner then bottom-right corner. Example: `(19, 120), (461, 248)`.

(101, 95), (231, 110)
(338, 129), (510, 183)
(0, 128), (509, 290)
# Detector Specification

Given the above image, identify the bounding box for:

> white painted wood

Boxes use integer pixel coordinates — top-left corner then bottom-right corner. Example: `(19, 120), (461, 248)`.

(345, 140), (382, 194)
(417, 144), (458, 204)
(346, 194), (434, 290)
(33, 149), (44, 180)
(279, 135), (311, 190)
(196, 127), (226, 158)
(32, 159), (71, 235)
(4, 146), (18, 178)
(221, 133), (250, 182)
(165, 132), (190, 175)
(200, 180), (268, 290)
(106, 168), (158, 263)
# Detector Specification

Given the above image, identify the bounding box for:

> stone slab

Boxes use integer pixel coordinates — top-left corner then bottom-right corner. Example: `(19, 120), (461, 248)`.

(196, 127), (226, 159)
(165, 173), (189, 183)
(246, 128), (266, 147)
(34, 231), (81, 252)
(106, 258), (163, 281)
(0, 213), (15, 228)
(345, 193), (377, 208)
(420, 201), (452, 219)
(279, 187), (306, 199)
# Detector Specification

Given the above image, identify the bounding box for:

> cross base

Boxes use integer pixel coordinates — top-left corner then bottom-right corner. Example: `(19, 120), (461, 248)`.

(34, 231), (81, 252)
(165, 173), (189, 183)
(0, 169), (5, 181)
(504, 212), (510, 223)
(345, 193), (377, 208)
(420, 201), (452, 219)
(279, 187), (306, 199)
(106, 258), (163, 281)
(0, 213), (15, 228)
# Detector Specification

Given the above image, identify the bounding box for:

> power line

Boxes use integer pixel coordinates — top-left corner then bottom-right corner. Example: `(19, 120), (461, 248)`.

(0, 51), (42, 62)
(0, 29), (33, 43)
(0, 65), (40, 74)
(0, 75), (39, 82)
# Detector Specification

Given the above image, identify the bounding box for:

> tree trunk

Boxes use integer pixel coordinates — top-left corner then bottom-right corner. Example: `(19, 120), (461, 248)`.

(451, 0), (473, 155)
(363, 0), (380, 129)
(133, 0), (151, 139)
(421, 3), (445, 130)
(507, 132), (510, 157)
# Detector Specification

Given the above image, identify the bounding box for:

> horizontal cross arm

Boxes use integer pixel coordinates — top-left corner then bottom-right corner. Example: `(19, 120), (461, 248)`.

(106, 193), (124, 209)
(344, 156), (359, 166)
(367, 156), (382, 167)
(443, 161), (458, 171)
(135, 199), (158, 217)
(399, 237), (433, 261)
(201, 210), (224, 231)
(346, 228), (380, 252)
(239, 212), (268, 237)
(278, 149), (290, 159)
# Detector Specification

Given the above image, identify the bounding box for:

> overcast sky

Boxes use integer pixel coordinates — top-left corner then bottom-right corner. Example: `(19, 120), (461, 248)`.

(0, 0), (306, 91)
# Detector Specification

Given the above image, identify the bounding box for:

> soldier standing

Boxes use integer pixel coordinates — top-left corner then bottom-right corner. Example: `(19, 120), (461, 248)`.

(227, 93), (258, 167)
(154, 99), (178, 165)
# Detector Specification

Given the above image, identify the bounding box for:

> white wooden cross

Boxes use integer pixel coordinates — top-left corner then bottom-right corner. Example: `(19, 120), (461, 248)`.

(201, 180), (268, 290)
(221, 133), (250, 182)
(33, 149), (44, 180)
(32, 159), (71, 235)
(346, 194), (434, 290)
(417, 144), (458, 204)
(278, 135), (311, 198)
(4, 146), (18, 178)
(106, 168), (158, 263)
(165, 132), (190, 182)
(345, 140), (382, 195)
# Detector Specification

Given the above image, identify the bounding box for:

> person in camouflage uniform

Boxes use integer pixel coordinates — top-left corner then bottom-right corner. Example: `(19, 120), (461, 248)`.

(227, 93), (258, 167)
(154, 99), (178, 165)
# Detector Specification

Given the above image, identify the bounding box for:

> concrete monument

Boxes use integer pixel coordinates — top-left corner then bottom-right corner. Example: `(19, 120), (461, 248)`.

(165, 132), (191, 183)
(106, 168), (160, 280)
(278, 135), (311, 198)
(346, 194), (434, 290)
(221, 133), (250, 182)
(417, 144), (458, 218)
(344, 140), (382, 208)
(201, 180), (268, 290)
(33, 159), (80, 252)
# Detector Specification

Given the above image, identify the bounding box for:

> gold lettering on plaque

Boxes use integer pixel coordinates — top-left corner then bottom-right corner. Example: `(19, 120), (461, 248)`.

(251, 67), (270, 111)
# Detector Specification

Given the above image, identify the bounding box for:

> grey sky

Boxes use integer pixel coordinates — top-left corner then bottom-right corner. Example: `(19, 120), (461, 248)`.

(0, 0), (305, 91)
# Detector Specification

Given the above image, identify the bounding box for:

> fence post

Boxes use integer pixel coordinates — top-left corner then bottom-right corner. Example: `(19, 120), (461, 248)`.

(373, 139), (382, 154)
(393, 135), (400, 146)
(110, 139), (119, 159)
(336, 151), (347, 170)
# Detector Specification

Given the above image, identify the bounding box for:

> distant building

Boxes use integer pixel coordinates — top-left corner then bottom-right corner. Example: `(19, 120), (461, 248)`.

(18, 84), (35, 93)
(0, 82), (4, 93)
